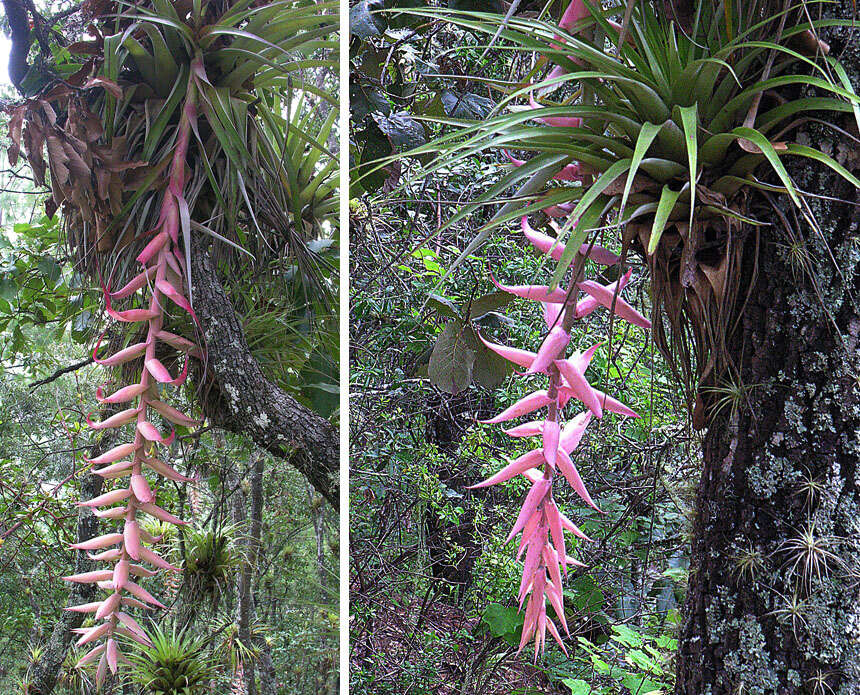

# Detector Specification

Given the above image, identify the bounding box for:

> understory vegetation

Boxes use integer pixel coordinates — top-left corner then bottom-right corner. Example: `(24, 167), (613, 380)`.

(349, 0), (860, 691)
(350, 155), (694, 695)
(0, 359), (338, 693)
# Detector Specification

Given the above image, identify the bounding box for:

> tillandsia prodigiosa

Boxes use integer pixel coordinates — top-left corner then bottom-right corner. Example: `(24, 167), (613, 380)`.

(6, 0), (339, 685)
(64, 60), (206, 684)
(375, 0), (860, 655)
(469, 0), (654, 658)
(475, 225), (649, 657)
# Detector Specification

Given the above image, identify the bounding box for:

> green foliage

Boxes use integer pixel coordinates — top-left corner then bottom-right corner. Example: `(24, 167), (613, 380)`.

(388, 1), (859, 277)
(351, 196), (694, 692)
(423, 287), (514, 393)
(181, 523), (241, 602)
(126, 625), (218, 694)
(559, 626), (678, 695)
(0, 215), (101, 369)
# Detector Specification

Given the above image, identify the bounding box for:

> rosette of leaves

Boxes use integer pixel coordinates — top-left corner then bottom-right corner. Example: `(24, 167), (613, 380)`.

(8, 0), (339, 300)
(387, 0), (860, 410)
(126, 625), (217, 695)
(424, 290), (515, 393)
(181, 523), (241, 605)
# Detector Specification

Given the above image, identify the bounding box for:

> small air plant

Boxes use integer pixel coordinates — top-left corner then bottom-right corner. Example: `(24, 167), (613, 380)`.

(181, 523), (241, 606)
(700, 375), (758, 423)
(64, 60), (205, 684)
(765, 590), (810, 641)
(472, 223), (648, 657)
(806, 669), (837, 695)
(126, 624), (217, 695)
(779, 523), (845, 592)
(732, 541), (765, 586)
(793, 468), (826, 511)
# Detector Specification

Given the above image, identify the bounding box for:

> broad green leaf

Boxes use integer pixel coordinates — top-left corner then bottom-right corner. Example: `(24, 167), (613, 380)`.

(649, 185), (683, 254)
(620, 122), (661, 218)
(428, 321), (476, 394)
(480, 603), (524, 643)
(468, 291), (514, 319)
(784, 144), (860, 190)
(677, 104), (698, 232)
(730, 127), (800, 208)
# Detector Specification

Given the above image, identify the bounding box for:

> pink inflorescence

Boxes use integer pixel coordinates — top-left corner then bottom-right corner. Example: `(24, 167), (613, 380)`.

(67, 59), (206, 686)
(472, 0), (652, 658)
(475, 220), (650, 659)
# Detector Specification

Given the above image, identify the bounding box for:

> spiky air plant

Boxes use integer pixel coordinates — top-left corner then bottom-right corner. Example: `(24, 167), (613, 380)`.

(395, 0), (859, 411)
(181, 523), (241, 606)
(5, 0), (337, 686)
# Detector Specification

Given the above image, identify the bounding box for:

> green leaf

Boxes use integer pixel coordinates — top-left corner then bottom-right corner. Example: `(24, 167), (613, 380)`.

(620, 123), (661, 221)
(730, 127), (800, 208)
(427, 294), (463, 320)
(467, 291), (514, 319)
(464, 325), (510, 390)
(677, 103), (698, 232)
(0, 277), (17, 303)
(373, 112), (427, 152)
(440, 90), (495, 120)
(611, 624), (644, 648)
(428, 321), (476, 394)
(37, 257), (62, 287)
(648, 185), (683, 254)
(563, 679), (592, 695)
(784, 144), (860, 190)
(828, 56), (860, 136)
(568, 157), (632, 224)
(480, 603), (523, 645)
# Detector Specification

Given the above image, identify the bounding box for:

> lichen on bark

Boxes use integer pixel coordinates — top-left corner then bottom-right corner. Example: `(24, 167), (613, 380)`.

(675, 5), (860, 693)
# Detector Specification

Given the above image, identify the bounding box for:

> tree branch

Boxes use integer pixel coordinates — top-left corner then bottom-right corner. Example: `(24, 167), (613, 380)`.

(28, 357), (94, 390)
(2, 0), (31, 89)
(189, 237), (340, 509)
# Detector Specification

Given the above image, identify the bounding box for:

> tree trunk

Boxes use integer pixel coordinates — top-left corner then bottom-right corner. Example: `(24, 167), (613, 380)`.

(308, 484), (330, 588)
(189, 236), (339, 509)
(237, 454), (265, 695)
(675, 12), (860, 693)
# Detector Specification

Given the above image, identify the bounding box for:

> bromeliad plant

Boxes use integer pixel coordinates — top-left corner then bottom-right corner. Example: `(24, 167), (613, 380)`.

(7, 0), (337, 685)
(376, 0), (860, 656)
(398, 0), (860, 398)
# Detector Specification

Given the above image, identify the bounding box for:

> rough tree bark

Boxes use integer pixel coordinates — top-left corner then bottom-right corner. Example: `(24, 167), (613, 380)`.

(189, 236), (339, 509)
(675, 9), (860, 694)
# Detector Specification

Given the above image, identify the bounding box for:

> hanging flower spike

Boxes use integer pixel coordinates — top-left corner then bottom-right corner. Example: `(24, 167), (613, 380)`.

(69, 58), (207, 685)
(522, 216), (620, 267)
(528, 91), (582, 129)
(477, 211), (650, 658)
